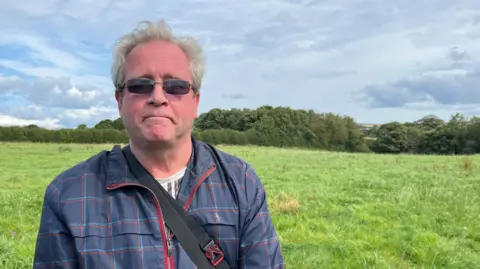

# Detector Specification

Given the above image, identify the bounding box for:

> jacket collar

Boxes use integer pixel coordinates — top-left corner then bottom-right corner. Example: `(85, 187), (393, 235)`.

(105, 136), (216, 208)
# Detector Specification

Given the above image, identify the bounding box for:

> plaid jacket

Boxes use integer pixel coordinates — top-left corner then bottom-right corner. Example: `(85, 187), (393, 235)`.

(33, 138), (285, 269)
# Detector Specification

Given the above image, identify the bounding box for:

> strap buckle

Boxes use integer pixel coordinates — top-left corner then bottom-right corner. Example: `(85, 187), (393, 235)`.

(203, 240), (224, 266)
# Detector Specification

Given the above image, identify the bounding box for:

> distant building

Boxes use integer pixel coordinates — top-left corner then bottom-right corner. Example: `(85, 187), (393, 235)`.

(357, 123), (380, 130)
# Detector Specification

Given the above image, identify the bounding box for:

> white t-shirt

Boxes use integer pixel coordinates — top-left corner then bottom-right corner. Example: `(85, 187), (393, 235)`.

(156, 167), (186, 198)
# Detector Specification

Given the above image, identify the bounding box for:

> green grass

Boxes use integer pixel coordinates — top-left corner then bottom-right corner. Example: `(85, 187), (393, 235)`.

(1, 142), (479, 268)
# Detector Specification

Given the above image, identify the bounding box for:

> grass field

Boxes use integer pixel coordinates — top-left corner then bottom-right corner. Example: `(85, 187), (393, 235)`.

(1, 142), (479, 268)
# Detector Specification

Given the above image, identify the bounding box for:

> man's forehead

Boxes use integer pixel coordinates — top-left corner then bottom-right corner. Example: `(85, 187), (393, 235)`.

(128, 40), (187, 59)
(123, 41), (191, 80)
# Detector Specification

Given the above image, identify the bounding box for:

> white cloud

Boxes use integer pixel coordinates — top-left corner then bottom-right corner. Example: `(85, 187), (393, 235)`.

(0, 114), (62, 129)
(0, 31), (86, 71)
(0, 103), (118, 128)
(59, 106), (118, 124)
(0, 74), (25, 93)
(1, 0), (480, 128)
(357, 68), (480, 109)
(0, 75), (113, 109)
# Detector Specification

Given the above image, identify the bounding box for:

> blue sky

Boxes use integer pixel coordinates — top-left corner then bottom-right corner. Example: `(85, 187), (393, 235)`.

(1, 0), (480, 129)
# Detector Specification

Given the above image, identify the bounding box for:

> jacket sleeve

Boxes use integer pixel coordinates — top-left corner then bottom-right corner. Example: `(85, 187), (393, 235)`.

(33, 183), (78, 269)
(238, 164), (285, 268)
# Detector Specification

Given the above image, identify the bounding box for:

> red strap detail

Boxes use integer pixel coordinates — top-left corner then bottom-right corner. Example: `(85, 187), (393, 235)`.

(204, 241), (225, 266)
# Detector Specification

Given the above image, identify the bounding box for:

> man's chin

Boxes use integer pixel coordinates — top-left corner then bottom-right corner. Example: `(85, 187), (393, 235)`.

(142, 132), (175, 144)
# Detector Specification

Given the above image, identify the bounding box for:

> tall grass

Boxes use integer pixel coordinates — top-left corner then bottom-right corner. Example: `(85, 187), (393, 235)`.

(0, 142), (479, 268)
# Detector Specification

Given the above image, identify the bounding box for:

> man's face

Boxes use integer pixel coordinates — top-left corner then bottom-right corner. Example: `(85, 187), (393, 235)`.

(115, 40), (200, 147)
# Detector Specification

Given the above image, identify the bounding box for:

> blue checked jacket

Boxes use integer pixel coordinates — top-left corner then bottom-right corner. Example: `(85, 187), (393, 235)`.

(33, 137), (285, 269)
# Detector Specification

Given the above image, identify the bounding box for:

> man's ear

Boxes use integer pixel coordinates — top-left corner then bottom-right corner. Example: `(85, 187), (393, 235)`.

(193, 91), (200, 118)
(115, 90), (123, 111)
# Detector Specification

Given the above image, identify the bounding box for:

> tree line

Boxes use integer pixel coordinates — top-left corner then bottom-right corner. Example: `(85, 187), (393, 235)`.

(367, 113), (480, 155)
(1, 106), (480, 155)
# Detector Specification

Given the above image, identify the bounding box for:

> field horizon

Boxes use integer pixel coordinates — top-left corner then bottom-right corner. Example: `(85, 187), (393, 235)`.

(1, 142), (479, 268)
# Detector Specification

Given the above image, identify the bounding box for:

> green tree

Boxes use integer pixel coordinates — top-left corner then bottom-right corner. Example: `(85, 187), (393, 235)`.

(372, 122), (409, 153)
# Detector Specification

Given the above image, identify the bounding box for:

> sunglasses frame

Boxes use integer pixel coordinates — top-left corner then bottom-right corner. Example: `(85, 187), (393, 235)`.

(117, 77), (196, 95)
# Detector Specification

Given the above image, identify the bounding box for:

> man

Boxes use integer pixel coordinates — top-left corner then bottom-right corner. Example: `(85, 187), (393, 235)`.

(33, 19), (285, 268)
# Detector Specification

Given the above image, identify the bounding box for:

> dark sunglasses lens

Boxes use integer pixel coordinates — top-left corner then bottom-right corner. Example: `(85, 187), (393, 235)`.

(126, 79), (154, 94)
(163, 79), (190, 95)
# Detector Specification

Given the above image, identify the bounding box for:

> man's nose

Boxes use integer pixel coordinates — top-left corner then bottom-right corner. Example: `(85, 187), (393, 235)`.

(149, 83), (168, 105)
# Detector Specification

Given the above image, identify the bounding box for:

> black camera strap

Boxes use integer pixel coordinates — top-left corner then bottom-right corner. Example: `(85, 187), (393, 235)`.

(121, 145), (231, 269)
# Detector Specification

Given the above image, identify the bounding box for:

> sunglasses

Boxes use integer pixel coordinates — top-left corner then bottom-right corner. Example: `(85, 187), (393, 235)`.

(119, 78), (194, 95)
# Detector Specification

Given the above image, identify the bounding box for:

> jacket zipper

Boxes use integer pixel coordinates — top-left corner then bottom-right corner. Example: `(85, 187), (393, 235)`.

(165, 223), (173, 256)
(164, 220), (173, 269)
(183, 165), (217, 211)
(107, 183), (173, 269)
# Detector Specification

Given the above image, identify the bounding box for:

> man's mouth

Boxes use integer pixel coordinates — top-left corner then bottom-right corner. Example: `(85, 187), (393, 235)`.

(144, 116), (173, 123)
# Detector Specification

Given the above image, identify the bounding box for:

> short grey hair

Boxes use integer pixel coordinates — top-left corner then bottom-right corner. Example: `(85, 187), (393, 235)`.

(110, 19), (206, 93)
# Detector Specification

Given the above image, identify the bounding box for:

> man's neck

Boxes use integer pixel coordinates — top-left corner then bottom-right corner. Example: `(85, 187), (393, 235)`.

(129, 136), (192, 179)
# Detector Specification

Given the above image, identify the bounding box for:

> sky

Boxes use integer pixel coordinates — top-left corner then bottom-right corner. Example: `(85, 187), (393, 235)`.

(1, 0), (480, 129)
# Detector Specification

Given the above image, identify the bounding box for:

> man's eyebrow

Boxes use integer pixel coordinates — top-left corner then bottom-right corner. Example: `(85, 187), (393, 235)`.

(131, 73), (154, 80)
(132, 73), (180, 80)
(162, 73), (181, 79)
